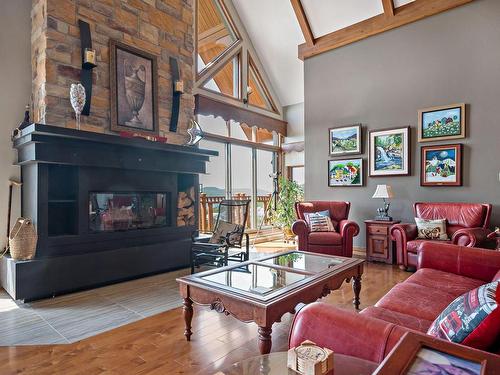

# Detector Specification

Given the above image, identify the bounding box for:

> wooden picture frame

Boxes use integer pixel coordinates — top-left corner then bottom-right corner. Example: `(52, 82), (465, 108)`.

(421, 143), (462, 186)
(418, 103), (466, 142)
(110, 40), (159, 136)
(328, 158), (363, 187)
(329, 124), (362, 156)
(369, 126), (411, 177)
(373, 332), (500, 375)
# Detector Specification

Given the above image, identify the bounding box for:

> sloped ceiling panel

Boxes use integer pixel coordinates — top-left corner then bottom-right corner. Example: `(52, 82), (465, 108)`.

(232, 0), (304, 106)
(301, 0), (384, 38)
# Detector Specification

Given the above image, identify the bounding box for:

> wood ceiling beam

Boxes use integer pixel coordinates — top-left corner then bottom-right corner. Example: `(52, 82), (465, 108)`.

(290, 0), (315, 47)
(382, 0), (395, 17)
(298, 0), (474, 60)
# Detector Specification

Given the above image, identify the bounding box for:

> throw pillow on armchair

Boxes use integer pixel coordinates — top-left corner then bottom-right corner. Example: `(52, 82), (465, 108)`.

(415, 218), (449, 240)
(304, 210), (336, 232)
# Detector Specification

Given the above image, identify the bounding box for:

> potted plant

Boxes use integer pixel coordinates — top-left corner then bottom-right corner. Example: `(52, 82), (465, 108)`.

(269, 177), (303, 241)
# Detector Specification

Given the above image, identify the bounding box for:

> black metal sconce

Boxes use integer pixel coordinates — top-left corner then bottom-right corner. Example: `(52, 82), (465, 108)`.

(169, 57), (183, 133)
(78, 20), (97, 116)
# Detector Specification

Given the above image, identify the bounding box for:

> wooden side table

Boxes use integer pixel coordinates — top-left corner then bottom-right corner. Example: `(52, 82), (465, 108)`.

(365, 220), (400, 264)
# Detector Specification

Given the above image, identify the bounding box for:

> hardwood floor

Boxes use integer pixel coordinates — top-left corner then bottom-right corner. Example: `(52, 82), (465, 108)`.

(0, 262), (409, 375)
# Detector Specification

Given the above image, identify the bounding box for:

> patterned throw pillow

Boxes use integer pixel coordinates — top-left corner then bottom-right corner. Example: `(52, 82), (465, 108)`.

(427, 281), (500, 350)
(415, 218), (449, 240)
(209, 220), (244, 245)
(308, 215), (335, 232)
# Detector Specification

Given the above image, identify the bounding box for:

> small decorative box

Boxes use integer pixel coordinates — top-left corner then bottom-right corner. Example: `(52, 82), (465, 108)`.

(287, 340), (334, 375)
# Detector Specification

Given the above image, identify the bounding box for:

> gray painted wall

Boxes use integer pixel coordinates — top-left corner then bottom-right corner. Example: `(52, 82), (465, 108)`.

(304, 0), (500, 248)
(0, 0), (31, 248)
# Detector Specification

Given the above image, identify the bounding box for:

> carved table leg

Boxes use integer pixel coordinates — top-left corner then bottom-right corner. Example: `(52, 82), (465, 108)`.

(352, 275), (362, 310)
(183, 297), (193, 341)
(257, 326), (272, 354)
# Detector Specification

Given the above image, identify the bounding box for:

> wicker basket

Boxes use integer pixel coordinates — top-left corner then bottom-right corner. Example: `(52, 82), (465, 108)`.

(9, 218), (37, 260)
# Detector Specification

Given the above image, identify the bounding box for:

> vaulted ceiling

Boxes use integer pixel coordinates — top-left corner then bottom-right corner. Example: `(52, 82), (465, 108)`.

(232, 0), (472, 107)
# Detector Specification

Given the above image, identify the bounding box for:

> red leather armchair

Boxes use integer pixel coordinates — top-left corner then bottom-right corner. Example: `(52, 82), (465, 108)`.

(292, 201), (359, 257)
(289, 243), (500, 363)
(391, 202), (492, 270)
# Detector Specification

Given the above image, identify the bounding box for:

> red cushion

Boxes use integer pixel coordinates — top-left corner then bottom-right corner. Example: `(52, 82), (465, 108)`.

(362, 306), (433, 332)
(427, 281), (500, 350)
(308, 232), (342, 245)
(407, 239), (451, 254)
(375, 283), (456, 321)
(406, 269), (484, 297)
(415, 202), (486, 228)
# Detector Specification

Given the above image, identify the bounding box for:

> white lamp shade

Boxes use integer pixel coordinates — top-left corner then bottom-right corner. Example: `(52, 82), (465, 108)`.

(372, 184), (394, 199)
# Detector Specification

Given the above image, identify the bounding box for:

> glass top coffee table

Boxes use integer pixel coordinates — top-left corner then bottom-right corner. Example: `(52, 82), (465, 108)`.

(177, 251), (364, 355)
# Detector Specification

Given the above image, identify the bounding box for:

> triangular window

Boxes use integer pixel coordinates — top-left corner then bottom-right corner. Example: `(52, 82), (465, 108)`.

(202, 53), (241, 99)
(247, 56), (277, 112)
(197, 0), (239, 73)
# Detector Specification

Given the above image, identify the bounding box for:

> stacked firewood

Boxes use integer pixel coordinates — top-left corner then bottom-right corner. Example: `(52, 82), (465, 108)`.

(177, 187), (195, 226)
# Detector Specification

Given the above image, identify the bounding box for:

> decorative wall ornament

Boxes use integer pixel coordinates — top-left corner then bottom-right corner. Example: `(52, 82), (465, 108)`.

(369, 126), (411, 177)
(185, 119), (204, 146)
(69, 83), (86, 130)
(110, 40), (159, 136)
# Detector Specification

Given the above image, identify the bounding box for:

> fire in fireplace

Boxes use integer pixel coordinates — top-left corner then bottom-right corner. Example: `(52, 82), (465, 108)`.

(89, 192), (171, 232)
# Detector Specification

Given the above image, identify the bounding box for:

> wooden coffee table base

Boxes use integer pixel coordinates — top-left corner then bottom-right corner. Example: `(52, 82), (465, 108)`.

(179, 262), (363, 355)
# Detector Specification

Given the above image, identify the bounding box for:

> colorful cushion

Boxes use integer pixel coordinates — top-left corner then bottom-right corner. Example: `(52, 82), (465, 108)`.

(427, 281), (500, 350)
(209, 220), (244, 245)
(308, 215), (335, 232)
(415, 218), (449, 240)
(304, 210), (336, 232)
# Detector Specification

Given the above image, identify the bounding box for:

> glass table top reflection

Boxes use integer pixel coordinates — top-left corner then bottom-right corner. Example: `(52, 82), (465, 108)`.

(200, 263), (308, 298)
(259, 251), (346, 274)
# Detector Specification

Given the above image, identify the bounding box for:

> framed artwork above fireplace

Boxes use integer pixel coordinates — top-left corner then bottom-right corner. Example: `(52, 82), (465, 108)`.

(110, 40), (159, 136)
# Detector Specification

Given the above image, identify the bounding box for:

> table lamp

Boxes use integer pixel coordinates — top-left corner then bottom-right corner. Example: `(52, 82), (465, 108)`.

(372, 184), (394, 221)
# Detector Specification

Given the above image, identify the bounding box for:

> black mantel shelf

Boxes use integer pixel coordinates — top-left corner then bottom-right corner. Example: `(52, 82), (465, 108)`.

(14, 124), (218, 175)
(1, 124), (216, 301)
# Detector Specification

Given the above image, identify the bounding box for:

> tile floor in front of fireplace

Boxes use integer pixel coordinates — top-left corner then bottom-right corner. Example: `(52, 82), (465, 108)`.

(0, 242), (292, 346)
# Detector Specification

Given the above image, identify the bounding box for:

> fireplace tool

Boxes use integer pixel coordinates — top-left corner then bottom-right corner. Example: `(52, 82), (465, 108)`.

(1, 179), (22, 257)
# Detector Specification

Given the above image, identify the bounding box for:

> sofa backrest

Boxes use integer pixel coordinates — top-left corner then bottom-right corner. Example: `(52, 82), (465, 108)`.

(295, 201), (350, 226)
(414, 202), (491, 235)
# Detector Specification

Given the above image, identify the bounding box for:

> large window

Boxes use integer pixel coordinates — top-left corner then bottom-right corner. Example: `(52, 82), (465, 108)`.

(199, 140), (277, 232)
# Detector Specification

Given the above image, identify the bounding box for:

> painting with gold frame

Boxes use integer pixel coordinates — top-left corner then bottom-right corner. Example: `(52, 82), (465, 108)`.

(418, 103), (466, 142)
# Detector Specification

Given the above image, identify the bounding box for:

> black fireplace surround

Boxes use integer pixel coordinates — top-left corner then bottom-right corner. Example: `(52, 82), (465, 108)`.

(0, 124), (217, 301)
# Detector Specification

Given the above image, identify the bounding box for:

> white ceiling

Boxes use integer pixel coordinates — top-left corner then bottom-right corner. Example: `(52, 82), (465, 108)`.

(232, 0), (305, 107)
(231, 0), (416, 107)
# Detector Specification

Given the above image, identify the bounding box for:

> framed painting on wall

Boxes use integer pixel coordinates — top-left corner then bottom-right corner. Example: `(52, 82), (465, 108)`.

(110, 40), (159, 136)
(418, 103), (465, 142)
(329, 124), (362, 156)
(369, 127), (410, 177)
(421, 144), (462, 186)
(328, 158), (363, 187)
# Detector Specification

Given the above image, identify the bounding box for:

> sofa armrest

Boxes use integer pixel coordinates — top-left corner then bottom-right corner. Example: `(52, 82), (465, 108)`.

(391, 224), (418, 266)
(339, 220), (359, 257)
(288, 302), (408, 363)
(418, 242), (500, 282)
(292, 219), (309, 250)
(390, 223), (418, 242)
(451, 227), (491, 247)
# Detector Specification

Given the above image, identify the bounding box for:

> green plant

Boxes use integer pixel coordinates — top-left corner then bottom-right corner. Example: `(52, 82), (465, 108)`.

(269, 177), (303, 231)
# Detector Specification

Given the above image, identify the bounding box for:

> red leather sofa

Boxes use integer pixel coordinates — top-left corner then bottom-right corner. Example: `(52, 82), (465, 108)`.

(289, 243), (500, 363)
(391, 202), (492, 270)
(292, 201), (359, 257)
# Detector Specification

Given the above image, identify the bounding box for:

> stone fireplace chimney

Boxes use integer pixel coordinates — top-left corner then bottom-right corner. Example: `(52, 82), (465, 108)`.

(31, 0), (194, 144)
